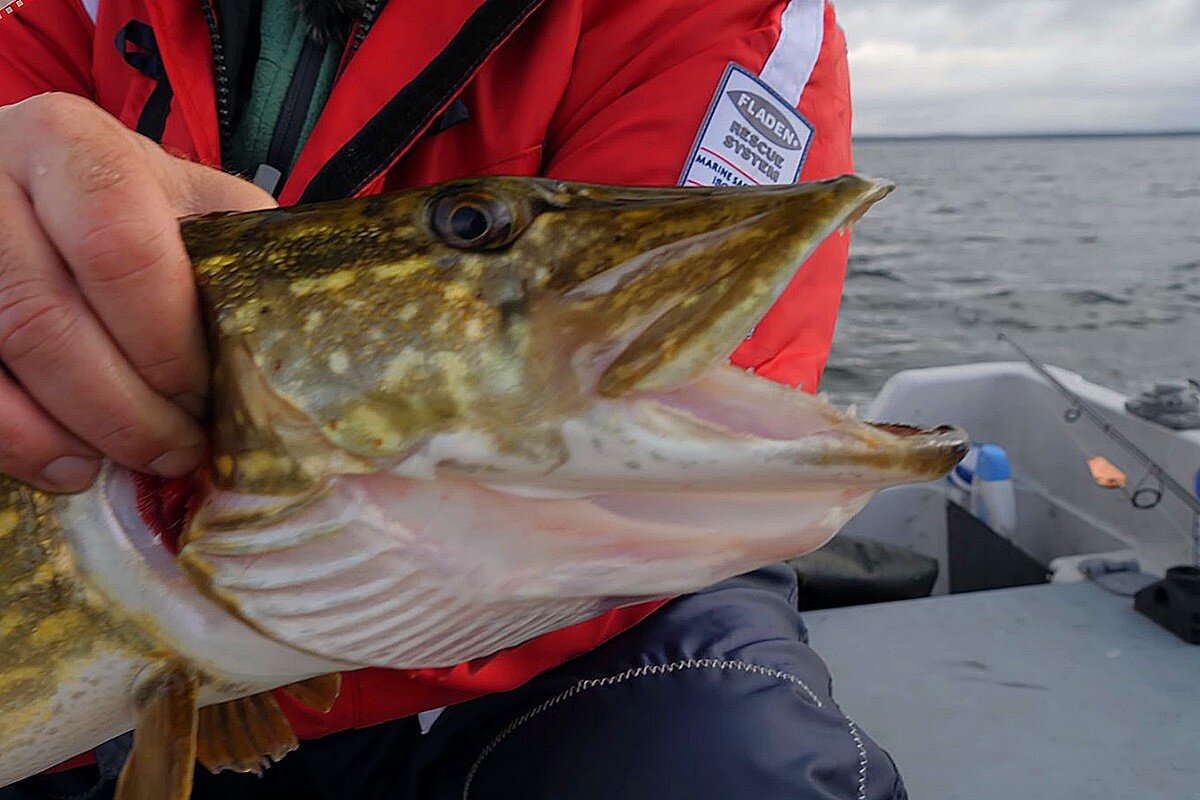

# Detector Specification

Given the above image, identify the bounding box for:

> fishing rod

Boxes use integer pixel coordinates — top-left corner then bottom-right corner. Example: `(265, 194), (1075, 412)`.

(998, 332), (1200, 565)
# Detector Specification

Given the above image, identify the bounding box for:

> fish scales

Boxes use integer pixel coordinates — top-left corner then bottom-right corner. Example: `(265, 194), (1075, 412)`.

(0, 476), (162, 772)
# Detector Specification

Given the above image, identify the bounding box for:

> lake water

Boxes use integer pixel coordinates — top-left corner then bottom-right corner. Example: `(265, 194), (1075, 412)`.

(824, 134), (1200, 406)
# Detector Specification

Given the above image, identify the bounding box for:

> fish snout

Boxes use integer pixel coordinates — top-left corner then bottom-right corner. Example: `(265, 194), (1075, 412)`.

(542, 176), (896, 398)
(864, 422), (971, 481)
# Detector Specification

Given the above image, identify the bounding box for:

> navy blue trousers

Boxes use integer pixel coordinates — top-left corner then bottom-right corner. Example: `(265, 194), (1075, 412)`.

(5, 565), (906, 800)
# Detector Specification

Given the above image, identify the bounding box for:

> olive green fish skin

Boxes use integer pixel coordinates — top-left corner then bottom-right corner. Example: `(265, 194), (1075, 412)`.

(182, 176), (892, 495)
(0, 466), (343, 787)
(0, 477), (161, 760)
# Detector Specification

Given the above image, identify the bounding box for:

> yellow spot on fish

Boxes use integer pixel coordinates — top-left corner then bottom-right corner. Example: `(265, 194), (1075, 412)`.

(28, 609), (85, 648)
(398, 303), (419, 322)
(372, 257), (426, 281)
(0, 666), (43, 694)
(339, 406), (405, 452)
(440, 283), (472, 303)
(194, 253), (238, 275)
(214, 454), (236, 479)
(464, 318), (484, 340)
(289, 270), (356, 296)
(0, 608), (24, 636)
(0, 508), (19, 538)
(383, 349), (425, 384)
(236, 450), (293, 482)
(26, 563), (57, 588)
(303, 311), (324, 334)
(328, 351), (350, 375)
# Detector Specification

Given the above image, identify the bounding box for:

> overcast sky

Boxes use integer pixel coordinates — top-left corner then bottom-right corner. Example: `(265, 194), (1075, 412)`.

(839, 0), (1200, 136)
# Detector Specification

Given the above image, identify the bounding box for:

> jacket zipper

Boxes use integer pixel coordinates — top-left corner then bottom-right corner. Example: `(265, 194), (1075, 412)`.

(199, 0), (389, 189)
(199, 0), (234, 148)
(345, 0), (387, 65)
(257, 35), (326, 195)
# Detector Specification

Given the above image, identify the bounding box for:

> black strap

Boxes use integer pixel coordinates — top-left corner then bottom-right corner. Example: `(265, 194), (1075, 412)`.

(299, 0), (547, 203)
(114, 20), (174, 142)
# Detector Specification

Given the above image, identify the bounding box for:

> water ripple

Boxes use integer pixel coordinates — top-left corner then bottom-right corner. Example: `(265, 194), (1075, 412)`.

(825, 135), (1200, 401)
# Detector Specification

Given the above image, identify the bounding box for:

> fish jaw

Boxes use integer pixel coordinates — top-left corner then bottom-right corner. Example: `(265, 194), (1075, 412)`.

(555, 177), (896, 396)
(417, 363), (969, 493)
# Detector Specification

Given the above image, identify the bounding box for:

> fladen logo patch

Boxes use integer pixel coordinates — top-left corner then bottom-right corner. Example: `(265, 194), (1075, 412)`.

(680, 64), (814, 189)
(726, 90), (806, 151)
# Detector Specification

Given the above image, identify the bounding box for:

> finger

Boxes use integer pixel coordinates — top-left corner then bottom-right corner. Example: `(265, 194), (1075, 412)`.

(151, 148), (277, 218)
(0, 367), (100, 493)
(0, 168), (205, 477)
(3, 96), (211, 411)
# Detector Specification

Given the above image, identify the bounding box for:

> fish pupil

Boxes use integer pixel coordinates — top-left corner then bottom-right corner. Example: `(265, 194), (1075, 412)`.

(450, 205), (491, 242)
(431, 190), (519, 249)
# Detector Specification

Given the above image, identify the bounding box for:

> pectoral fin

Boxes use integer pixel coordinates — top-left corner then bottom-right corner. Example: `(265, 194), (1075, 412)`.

(115, 665), (199, 800)
(196, 691), (298, 775)
(281, 673), (342, 713)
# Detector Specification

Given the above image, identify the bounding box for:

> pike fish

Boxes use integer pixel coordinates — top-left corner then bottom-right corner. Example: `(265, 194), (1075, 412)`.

(0, 175), (967, 797)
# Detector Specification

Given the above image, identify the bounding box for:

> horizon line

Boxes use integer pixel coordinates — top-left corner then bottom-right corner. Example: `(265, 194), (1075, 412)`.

(853, 129), (1200, 142)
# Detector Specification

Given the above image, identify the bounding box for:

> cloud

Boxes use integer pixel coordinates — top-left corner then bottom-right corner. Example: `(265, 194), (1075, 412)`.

(838, 0), (1200, 135)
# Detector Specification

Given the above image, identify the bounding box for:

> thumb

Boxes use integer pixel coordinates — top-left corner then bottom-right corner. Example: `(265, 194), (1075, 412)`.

(154, 149), (279, 217)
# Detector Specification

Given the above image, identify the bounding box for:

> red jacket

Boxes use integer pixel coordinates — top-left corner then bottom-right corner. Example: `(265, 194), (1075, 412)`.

(0, 0), (853, 745)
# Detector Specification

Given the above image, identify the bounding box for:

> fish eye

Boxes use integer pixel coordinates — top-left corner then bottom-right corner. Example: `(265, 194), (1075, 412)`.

(431, 191), (521, 250)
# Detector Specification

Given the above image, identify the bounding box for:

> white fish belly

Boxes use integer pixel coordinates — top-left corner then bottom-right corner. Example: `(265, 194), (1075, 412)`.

(0, 649), (142, 787)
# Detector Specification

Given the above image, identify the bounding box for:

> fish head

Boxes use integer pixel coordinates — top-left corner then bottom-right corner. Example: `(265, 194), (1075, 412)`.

(177, 176), (967, 668)
(187, 175), (956, 488)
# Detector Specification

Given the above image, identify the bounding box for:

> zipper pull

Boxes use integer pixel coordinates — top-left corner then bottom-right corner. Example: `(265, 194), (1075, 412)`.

(253, 164), (284, 197)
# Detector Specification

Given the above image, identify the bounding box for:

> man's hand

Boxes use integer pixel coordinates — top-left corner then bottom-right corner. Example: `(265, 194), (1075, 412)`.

(0, 93), (276, 492)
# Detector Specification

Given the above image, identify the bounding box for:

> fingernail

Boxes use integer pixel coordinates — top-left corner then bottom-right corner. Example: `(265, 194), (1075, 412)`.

(173, 392), (208, 419)
(148, 444), (204, 478)
(41, 456), (100, 492)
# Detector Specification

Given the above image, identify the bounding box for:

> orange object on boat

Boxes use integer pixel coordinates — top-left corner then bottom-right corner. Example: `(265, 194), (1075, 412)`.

(1088, 456), (1128, 489)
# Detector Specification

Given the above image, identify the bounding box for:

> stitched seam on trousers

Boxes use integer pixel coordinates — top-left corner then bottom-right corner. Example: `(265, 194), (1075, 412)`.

(461, 658), (826, 800)
(846, 716), (869, 800)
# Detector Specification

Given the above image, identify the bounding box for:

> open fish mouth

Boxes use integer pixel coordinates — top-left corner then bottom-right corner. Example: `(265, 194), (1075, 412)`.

(635, 366), (970, 481)
(177, 364), (968, 671)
